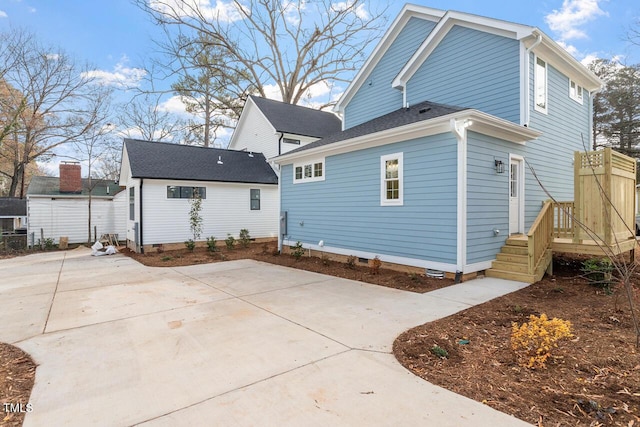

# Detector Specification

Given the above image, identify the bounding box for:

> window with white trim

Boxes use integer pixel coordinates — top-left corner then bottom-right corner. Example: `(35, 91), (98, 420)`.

(380, 153), (403, 206)
(534, 56), (548, 113)
(293, 159), (325, 183)
(569, 79), (583, 104)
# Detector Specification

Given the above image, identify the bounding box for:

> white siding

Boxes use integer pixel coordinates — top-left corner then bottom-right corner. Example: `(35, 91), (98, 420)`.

(27, 195), (127, 244)
(228, 101), (280, 159)
(141, 179), (279, 245)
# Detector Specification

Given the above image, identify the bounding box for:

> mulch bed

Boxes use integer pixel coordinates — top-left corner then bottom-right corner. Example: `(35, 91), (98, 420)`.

(393, 255), (640, 426)
(0, 343), (35, 426)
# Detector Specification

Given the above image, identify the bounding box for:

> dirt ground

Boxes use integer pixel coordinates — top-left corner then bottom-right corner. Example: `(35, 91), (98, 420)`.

(122, 242), (455, 293)
(394, 255), (640, 426)
(0, 343), (35, 426)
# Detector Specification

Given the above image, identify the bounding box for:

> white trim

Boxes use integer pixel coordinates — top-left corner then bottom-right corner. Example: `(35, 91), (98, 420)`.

(509, 154), (526, 234)
(569, 79), (584, 104)
(273, 109), (541, 165)
(282, 240), (458, 273)
(519, 41), (528, 126)
(293, 159), (325, 184)
(393, 11), (533, 90)
(533, 55), (548, 114)
(451, 119), (468, 272)
(380, 152), (404, 206)
(334, 5), (445, 115)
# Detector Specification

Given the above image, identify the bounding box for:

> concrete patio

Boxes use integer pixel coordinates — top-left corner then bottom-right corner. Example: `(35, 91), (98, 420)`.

(0, 248), (531, 426)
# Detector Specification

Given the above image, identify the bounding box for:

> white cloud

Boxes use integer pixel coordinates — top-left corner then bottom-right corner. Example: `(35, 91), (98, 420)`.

(331, 0), (369, 20)
(157, 95), (190, 116)
(149, 0), (246, 23)
(82, 57), (147, 89)
(0, 10), (7, 18)
(545, 0), (608, 41)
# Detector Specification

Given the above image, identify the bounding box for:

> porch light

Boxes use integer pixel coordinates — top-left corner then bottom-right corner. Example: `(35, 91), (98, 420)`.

(495, 159), (505, 174)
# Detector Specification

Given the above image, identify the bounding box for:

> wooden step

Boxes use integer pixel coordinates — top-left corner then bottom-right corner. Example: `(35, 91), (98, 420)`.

(485, 268), (536, 283)
(496, 253), (528, 263)
(490, 260), (529, 274)
(500, 245), (528, 256)
(505, 237), (528, 247)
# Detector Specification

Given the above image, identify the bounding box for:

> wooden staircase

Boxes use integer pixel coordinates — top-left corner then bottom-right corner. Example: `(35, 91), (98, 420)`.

(486, 235), (551, 283)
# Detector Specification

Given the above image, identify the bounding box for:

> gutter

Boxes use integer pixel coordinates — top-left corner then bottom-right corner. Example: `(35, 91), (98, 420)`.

(139, 178), (144, 254)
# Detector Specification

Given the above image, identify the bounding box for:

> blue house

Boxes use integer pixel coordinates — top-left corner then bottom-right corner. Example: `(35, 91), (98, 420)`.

(273, 4), (603, 281)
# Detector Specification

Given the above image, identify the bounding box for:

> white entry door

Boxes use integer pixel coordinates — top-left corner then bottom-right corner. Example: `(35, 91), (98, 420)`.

(509, 157), (524, 234)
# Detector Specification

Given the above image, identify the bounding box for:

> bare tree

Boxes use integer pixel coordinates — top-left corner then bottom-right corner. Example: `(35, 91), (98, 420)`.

(0, 28), (108, 198)
(133, 0), (388, 107)
(117, 92), (185, 143)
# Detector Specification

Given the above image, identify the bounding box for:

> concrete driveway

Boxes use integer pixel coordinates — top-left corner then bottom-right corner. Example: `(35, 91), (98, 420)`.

(1, 248), (531, 426)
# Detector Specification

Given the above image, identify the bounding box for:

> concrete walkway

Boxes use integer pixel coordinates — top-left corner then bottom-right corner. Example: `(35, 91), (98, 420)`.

(0, 248), (531, 426)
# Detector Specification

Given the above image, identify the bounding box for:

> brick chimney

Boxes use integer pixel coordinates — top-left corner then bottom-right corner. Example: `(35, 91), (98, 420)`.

(59, 162), (82, 193)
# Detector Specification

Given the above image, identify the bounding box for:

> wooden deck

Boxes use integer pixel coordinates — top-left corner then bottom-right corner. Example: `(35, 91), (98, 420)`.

(508, 233), (637, 256)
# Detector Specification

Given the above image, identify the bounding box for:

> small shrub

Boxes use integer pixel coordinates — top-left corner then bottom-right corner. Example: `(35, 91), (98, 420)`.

(511, 313), (573, 369)
(408, 272), (421, 282)
(161, 256), (173, 262)
(430, 345), (449, 359)
(225, 234), (236, 250)
(369, 256), (381, 275)
(206, 236), (218, 252)
(38, 237), (56, 250)
(184, 239), (196, 251)
(239, 229), (251, 248)
(291, 241), (304, 260)
(581, 258), (614, 292)
(346, 255), (356, 269)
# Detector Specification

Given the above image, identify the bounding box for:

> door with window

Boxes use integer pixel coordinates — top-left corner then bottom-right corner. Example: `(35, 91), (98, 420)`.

(509, 157), (524, 234)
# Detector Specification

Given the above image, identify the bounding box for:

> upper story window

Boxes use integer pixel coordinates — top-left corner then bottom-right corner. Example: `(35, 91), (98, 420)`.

(250, 189), (260, 210)
(167, 186), (207, 199)
(534, 56), (548, 114)
(569, 80), (583, 104)
(380, 153), (403, 206)
(283, 138), (300, 145)
(293, 159), (325, 183)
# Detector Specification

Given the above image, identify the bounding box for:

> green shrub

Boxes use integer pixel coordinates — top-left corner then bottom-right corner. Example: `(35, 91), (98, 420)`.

(184, 239), (196, 251)
(581, 257), (614, 292)
(225, 234), (236, 250)
(291, 241), (304, 260)
(206, 236), (217, 252)
(430, 345), (449, 359)
(239, 229), (251, 248)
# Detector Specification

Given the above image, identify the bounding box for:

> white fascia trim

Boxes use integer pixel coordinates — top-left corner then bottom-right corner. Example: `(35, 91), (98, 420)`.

(525, 30), (601, 92)
(334, 4), (445, 115)
(282, 239), (458, 273)
(464, 260), (494, 274)
(273, 110), (541, 165)
(393, 11), (533, 90)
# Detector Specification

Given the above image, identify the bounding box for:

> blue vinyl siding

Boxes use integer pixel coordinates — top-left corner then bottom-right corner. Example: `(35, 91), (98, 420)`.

(466, 132), (525, 264)
(344, 17), (436, 129)
(281, 134), (459, 264)
(406, 25), (521, 124)
(524, 53), (591, 227)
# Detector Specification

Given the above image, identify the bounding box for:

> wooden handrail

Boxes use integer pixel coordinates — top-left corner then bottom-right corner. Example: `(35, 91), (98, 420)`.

(553, 201), (575, 238)
(527, 200), (554, 275)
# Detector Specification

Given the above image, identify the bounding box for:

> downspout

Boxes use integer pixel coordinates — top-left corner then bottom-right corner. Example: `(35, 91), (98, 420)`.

(277, 132), (284, 156)
(588, 88), (601, 150)
(139, 179), (144, 254)
(524, 33), (543, 126)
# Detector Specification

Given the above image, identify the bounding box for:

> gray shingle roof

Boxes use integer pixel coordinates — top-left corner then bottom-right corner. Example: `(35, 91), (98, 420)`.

(0, 198), (26, 216)
(124, 139), (278, 185)
(283, 100), (469, 156)
(27, 177), (124, 197)
(249, 95), (342, 138)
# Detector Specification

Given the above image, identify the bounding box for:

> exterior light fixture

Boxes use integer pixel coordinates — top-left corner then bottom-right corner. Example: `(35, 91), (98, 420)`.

(495, 159), (505, 174)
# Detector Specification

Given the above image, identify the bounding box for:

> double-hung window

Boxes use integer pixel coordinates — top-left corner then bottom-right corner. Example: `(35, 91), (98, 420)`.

(250, 189), (260, 210)
(381, 153), (403, 206)
(293, 159), (325, 183)
(535, 56), (548, 113)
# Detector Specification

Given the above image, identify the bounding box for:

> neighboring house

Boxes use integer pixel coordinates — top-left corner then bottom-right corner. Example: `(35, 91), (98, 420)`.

(273, 4), (601, 278)
(0, 198), (27, 233)
(27, 163), (127, 244)
(228, 95), (342, 163)
(119, 139), (279, 252)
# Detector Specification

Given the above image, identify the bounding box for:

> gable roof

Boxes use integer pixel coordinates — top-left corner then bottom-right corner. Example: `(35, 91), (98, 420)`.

(27, 177), (124, 198)
(248, 96), (342, 138)
(274, 99), (541, 163)
(0, 198), (26, 216)
(123, 139), (278, 185)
